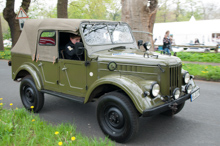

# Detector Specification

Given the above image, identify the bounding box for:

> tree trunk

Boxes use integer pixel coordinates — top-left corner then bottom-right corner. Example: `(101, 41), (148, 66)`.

(0, 16), (4, 51)
(3, 0), (31, 47)
(57, 0), (68, 18)
(121, 0), (158, 51)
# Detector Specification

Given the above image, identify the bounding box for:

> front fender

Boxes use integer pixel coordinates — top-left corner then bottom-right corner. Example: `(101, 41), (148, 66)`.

(13, 63), (43, 91)
(85, 74), (158, 114)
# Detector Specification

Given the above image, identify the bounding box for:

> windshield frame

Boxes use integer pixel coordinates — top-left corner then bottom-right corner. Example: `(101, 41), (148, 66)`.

(80, 21), (135, 46)
(79, 21), (138, 56)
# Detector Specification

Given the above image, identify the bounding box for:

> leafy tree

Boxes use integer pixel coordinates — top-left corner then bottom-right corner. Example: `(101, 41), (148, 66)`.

(156, 0), (205, 22)
(172, 0), (185, 21)
(156, 0), (170, 22)
(28, 0), (57, 18)
(0, 16), (3, 50)
(68, 0), (119, 20)
(106, 0), (121, 21)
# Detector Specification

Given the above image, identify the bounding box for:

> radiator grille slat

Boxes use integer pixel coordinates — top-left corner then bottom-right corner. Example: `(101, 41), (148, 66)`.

(170, 65), (180, 94)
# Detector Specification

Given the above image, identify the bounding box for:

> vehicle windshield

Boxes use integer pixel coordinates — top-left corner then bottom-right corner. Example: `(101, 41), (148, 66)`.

(81, 22), (134, 45)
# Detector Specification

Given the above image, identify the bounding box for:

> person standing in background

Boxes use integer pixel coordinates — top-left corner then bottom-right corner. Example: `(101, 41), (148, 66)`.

(163, 30), (171, 54)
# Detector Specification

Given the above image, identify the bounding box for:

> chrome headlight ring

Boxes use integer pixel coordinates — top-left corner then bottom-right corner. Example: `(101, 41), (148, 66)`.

(185, 84), (193, 94)
(173, 88), (180, 100)
(183, 72), (190, 84)
(150, 83), (160, 98)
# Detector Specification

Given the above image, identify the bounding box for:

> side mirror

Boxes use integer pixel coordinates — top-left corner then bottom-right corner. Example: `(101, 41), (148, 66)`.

(75, 42), (84, 56)
(143, 42), (151, 51)
(138, 40), (143, 49)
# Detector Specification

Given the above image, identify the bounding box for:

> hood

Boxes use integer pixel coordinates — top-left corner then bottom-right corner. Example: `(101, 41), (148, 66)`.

(92, 48), (181, 66)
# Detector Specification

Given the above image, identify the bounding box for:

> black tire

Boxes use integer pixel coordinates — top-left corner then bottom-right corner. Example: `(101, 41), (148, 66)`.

(20, 75), (44, 113)
(97, 91), (139, 143)
(161, 102), (185, 116)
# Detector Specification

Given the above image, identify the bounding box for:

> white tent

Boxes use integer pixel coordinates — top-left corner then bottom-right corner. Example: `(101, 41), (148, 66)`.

(153, 16), (220, 45)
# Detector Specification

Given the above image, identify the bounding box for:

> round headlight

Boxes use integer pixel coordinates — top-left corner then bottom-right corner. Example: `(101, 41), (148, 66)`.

(183, 72), (190, 84)
(151, 83), (160, 97)
(173, 88), (180, 99)
(185, 84), (193, 94)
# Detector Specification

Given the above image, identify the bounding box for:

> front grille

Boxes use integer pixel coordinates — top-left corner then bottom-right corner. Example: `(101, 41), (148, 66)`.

(170, 65), (181, 94)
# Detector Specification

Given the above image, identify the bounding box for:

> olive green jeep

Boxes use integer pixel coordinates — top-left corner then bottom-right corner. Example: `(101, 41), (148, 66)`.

(9, 19), (200, 143)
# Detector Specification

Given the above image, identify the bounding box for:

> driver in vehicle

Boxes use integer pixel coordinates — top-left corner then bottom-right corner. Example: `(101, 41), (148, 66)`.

(64, 34), (81, 60)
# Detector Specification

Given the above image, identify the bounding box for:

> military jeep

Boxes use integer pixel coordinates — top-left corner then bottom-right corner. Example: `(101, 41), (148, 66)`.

(10, 19), (200, 143)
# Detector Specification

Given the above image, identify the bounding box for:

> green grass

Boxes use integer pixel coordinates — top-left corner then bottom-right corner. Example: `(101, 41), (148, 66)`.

(182, 63), (220, 81)
(0, 103), (114, 146)
(177, 52), (220, 63)
(0, 47), (11, 60)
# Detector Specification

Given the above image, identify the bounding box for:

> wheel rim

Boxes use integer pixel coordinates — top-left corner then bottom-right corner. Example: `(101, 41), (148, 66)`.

(104, 107), (125, 129)
(23, 86), (35, 105)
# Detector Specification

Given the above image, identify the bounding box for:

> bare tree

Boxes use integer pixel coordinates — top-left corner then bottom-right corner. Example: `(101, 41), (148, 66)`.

(121, 0), (158, 51)
(3, 0), (31, 47)
(0, 16), (4, 51)
(173, 0), (184, 21)
(201, 2), (220, 20)
(159, 0), (170, 22)
(57, 0), (68, 18)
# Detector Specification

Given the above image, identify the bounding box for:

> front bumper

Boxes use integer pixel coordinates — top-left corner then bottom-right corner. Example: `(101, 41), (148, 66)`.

(142, 86), (200, 117)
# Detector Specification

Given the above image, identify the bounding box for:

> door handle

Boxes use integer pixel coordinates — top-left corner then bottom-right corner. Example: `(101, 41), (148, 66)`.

(62, 67), (67, 71)
(38, 62), (42, 67)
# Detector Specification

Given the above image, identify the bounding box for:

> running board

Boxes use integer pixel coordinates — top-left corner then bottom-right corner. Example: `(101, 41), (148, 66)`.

(41, 90), (85, 103)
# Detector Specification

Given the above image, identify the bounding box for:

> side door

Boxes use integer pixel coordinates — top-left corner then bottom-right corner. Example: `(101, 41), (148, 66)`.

(59, 59), (87, 97)
(36, 30), (59, 92)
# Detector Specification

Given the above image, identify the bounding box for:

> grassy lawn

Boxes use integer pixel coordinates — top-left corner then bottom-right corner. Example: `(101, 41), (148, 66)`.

(182, 63), (220, 81)
(176, 52), (220, 63)
(0, 47), (11, 60)
(0, 101), (114, 146)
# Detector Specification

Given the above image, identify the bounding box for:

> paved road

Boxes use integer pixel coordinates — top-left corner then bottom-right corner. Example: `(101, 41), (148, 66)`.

(1, 60), (220, 146)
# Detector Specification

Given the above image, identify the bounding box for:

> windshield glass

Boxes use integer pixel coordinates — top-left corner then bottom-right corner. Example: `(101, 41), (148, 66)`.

(81, 23), (134, 45)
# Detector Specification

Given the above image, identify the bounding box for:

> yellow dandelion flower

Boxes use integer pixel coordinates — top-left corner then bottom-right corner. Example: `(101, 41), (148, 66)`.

(71, 136), (76, 141)
(58, 142), (63, 145)
(32, 119), (35, 122)
(10, 103), (13, 106)
(0, 103), (2, 106)
(55, 131), (59, 135)
(0, 98), (2, 100)
(16, 107), (18, 110)
(31, 106), (34, 109)
(182, 63), (185, 65)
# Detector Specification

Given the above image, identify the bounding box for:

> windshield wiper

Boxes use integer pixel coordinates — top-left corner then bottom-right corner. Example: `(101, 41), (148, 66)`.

(84, 25), (107, 36)
(111, 23), (120, 34)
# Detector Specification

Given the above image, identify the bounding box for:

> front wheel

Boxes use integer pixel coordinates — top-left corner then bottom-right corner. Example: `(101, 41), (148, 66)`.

(20, 75), (44, 113)
(97, 91), (139, 143)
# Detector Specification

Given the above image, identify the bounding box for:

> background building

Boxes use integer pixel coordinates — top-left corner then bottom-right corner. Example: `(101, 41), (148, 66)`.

(153, 16), (220, 45)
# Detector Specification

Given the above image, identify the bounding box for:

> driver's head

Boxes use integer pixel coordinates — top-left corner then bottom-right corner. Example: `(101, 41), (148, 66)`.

(70, 34), (81, 44)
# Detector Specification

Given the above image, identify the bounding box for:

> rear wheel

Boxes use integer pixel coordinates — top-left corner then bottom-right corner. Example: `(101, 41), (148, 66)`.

(97, 91), (139, 143)
(161, 102), (185, 116)
(20, 75), (44, 113)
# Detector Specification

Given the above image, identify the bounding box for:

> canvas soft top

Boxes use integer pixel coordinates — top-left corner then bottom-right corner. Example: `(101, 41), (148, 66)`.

(11, 18), (112, 60)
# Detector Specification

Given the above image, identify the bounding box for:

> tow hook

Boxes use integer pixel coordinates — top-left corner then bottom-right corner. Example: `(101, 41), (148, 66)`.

(169, 103), (178, 115)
